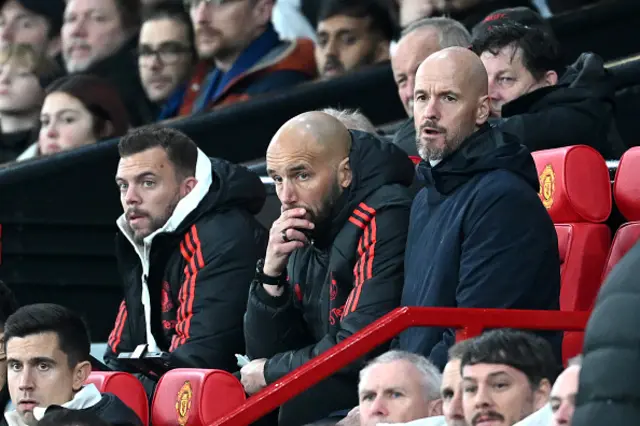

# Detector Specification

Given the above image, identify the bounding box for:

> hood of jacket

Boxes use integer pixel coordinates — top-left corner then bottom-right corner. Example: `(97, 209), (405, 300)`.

(312, 130), (414, 248)
(502, 52), (614, 117)
(417, 124), (539, 195)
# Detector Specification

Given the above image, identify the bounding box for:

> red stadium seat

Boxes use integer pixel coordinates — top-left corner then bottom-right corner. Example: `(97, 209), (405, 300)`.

(532, 145), (612, 363)
(86, 371), (149, 425)
(151, 369), (246, 426)
(602, 147), (640, 280)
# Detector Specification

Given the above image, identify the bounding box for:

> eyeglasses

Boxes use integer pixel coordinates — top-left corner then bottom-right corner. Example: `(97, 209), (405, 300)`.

(183, 0), (246, 8)
(138, 43), (192, 66)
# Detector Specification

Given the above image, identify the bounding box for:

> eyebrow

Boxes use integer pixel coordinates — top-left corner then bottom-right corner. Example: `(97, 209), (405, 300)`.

(115, 171), (157, 183)
(463, 371), (512, 381)
(267, 164), (308, 176)
(7, 356), (56, 364)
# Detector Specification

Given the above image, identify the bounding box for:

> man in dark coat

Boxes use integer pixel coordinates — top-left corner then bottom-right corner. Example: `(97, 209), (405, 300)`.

(241, 111), (414, 425)
(104, 127), (267, 391)
(398, 47), (561, 370)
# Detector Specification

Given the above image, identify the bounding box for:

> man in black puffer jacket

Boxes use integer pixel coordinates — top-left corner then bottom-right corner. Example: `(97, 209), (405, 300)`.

(241, 111), (414, 426)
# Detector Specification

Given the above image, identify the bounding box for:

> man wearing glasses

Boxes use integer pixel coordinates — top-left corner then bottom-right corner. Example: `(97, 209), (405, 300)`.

(138, 2), (197, 121)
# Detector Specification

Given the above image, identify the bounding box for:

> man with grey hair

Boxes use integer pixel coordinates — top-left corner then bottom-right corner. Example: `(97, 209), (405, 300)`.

(322, 108), (377, 134)
(391, 17), (470, 156)
(357, 350), (443, 426)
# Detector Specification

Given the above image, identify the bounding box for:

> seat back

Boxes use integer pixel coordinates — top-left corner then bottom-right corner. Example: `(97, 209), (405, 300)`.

(151, 369), (246, 426)
(532, 146), (612, 363)
(86, 371), (149, 425)
(602, 147), (640, 280)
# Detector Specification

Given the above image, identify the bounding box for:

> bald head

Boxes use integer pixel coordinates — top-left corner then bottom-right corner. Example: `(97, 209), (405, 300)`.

(413, 47), (490, 162)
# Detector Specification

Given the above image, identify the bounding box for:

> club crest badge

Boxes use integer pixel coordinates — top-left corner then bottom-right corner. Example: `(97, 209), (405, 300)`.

(538, 164), (555, 209)
(175, 380), (193, 425)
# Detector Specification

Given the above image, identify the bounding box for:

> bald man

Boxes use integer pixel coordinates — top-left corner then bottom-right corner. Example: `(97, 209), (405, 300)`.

(242, 111), (414, 425)
(398, 47), (561, 369)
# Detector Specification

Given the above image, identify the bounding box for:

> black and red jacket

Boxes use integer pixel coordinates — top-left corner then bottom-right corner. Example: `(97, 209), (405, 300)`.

(104, 154), (267, 375)
(244, 131), (414, 420)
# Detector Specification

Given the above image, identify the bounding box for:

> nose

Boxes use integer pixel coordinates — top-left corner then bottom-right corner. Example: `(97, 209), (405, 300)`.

(278, 179), (298, 207)
(69, 16), (88, 38)
(193, 1), (211, 25)
(0, 24), (14, 42)
(421, 97), (440, 122)
(450, 390), (464, 419)
(369, 396), (388, 418)
(553, 401), (573, 425)
(18, 367), (35, 391)
(0, 68), (11, 84)
(488, 80), (502, 102)
(124, 185), (141, 206)
(149, 53), (163, 70)
(474, 384), (494, 410)
(324, 37), (339, 57)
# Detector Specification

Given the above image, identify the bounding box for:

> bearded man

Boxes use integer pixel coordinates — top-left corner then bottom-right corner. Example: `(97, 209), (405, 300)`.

(241, 111), (414, 426)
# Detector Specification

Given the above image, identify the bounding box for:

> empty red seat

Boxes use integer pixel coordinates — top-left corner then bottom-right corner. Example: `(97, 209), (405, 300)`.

(532, 145), (612, 363)
(86, 371), (149, 425)
(151, 369), (246, 426)
(602, 147), (640, 280)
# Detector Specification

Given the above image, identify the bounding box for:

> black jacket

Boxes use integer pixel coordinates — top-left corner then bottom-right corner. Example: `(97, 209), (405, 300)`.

(398, 124), (562, 369)
(573, 241), (640, 426)
(501, 52), (627, 159)
(244, 131), (414, 422)
(104, 156), (267, 376)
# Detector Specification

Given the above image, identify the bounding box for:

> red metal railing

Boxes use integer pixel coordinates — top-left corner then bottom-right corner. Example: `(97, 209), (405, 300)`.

(212, 307), (590, 426)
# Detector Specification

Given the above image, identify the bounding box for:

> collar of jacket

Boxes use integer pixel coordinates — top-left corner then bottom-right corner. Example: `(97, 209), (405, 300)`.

(157, 83), (188, 121)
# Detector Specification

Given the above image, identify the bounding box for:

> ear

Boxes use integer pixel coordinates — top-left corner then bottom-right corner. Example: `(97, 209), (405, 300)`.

(475, 95), (491, 126)
(544, 70), (559, 87)
(98, 120), (115, 140)
(46, 36), (62, 58)
(72, 361), (92, 392)
(252, 0), (275, 27)
(533, 378), (552, 410)
(428, 398), (443, 416)
(337, 157), (352, 189)
(374, 39), (391, 63)
(180, 177), (198, 198)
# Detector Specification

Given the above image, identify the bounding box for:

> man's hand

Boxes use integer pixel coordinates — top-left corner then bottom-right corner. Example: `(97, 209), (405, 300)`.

(336, 406), (360, 426)
(262, 208), (314, 296)
(240, 358), (268, 395)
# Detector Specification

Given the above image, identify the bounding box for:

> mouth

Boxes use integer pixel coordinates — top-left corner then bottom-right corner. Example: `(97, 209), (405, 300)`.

(422, 127), (443, 137)
(69, 45), (90, 57)
(323, 64), (343, 76)
(18, 400), (37, 411)
(474, 414), (502, 426)
(128, 214), (147, 226)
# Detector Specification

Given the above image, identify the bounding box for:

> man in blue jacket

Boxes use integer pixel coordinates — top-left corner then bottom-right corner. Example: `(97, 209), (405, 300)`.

(398, 47), (561, 370)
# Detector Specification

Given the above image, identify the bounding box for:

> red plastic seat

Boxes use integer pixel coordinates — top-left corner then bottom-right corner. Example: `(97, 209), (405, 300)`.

(151, 369), (246, 426)
(602, 147), (640, 280)
(86, 371), (149, 425)
(532, 145), (612, 364)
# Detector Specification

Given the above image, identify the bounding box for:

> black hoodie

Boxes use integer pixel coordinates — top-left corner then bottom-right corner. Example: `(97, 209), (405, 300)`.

(104, 157), (268, 377)
(398, 125), (561, 369)
(244, 131), (414, 425)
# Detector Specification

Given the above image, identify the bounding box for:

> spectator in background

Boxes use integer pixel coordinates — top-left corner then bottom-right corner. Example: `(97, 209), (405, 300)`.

(16, 74), (129, 161)
(242, 111), (413, 425)
(178, 0), (316, 116)
(471, 6), (556, 40)
(549, 356), (581, 426)
(471, 20), (627, 159)
(441, 341), (471, 426)
(2, 304), (142, 426)
(390, 17), (470, 156)
(61, 0), (155, 126)
(138, 1), (196, 121)
(0, 0), (64, 61)
(358, 351), (443, 426)
(322, 107), (377, 134)
(0, 44), (57, 163)
(398, 47), (561, 369)
(0, 281), (19, 415)
(315, 0), (395, 80)
(460, 330), (557, 426)
(105, 127), (267, 396)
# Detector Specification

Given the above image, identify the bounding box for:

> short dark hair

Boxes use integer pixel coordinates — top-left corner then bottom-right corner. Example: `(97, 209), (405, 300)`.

(0, 281), (19, 327)
(38, 407), (112, 426)
(447, 337), (473, 361)
(318, 0), (398, 42)
(470, 21), (562, 80)
(118, 126), (198, 179)
(4, 304), (90, 369)
(460, 329), (559, 388)
(141, 0), (197, 59)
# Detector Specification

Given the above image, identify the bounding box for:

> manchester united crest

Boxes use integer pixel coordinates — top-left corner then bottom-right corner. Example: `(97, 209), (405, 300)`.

(175, 380), (193, 425)
(538, 164), (556, 209)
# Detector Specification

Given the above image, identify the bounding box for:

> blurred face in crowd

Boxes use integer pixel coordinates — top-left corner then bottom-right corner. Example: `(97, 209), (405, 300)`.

(62, 0), (129, 73)
(315, 15), (389, 79)
(413, 48), (489, 162)
(139, 17), (193, 103)
(0, 327), (6, 392)
(188, 0), (273, 70)
(392, 27), (442, 116)
(442, 359), (467, 426)
(0, 58), (43, 115)
(550, 364), (580, 426)
(267, 114), (352, 226)
(359, 359), (441, 426)
(116, 146), (197, 243)
(462, 363), (551, 426)
(0, 0), (58, 59)
(480, 44), (558, 117)
(38, 92), (100, 156)
(7, 331), (90, 426)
